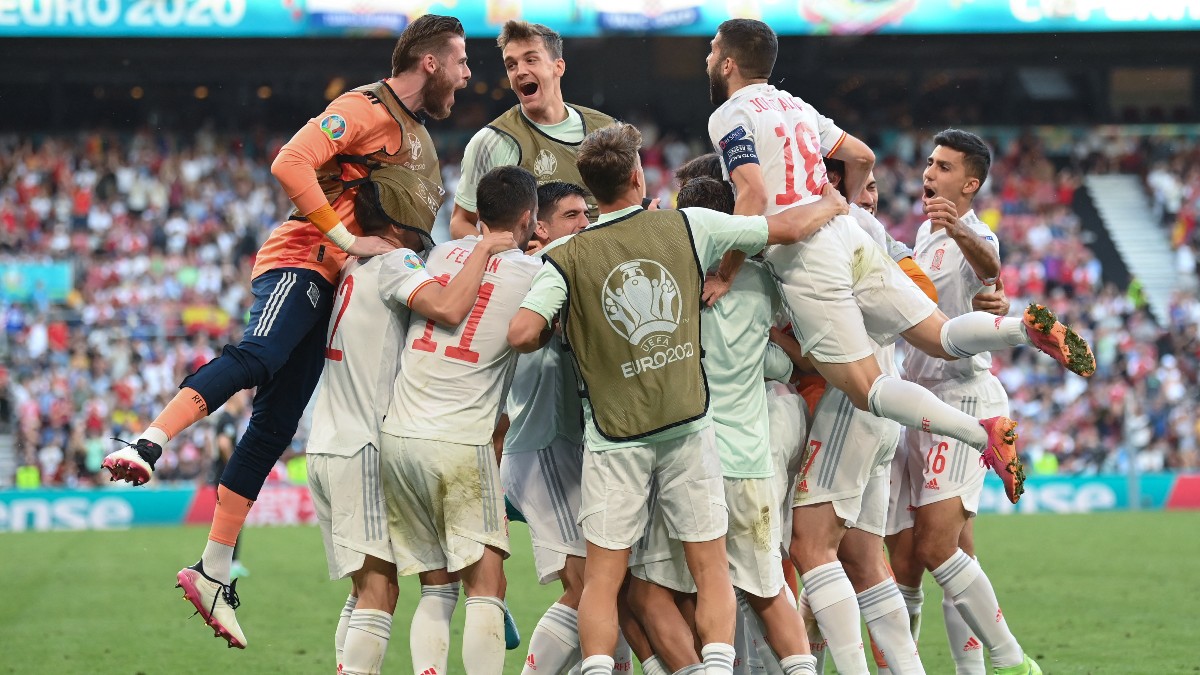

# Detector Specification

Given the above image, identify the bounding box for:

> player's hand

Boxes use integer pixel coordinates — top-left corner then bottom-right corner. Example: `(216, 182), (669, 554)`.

(821, 183), (850, 216)
(478, 221), (518, 255)
(972, 277), (1011, 316)
(645, 197), (661, 211)
(347, 235), (398, 257)
(925, 197), (964, 236)
(702, 272), (732, 307)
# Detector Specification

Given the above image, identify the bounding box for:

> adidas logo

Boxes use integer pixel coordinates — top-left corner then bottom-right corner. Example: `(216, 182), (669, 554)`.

(420, 668), (438, 675)
(921, 417), (932, 432)
(996, 608), (1004, 622)
(798, 479), (809, 493)
(525, 653), (537, 670)
(924, 478), (940, 490)
(963, 637), (982, 651)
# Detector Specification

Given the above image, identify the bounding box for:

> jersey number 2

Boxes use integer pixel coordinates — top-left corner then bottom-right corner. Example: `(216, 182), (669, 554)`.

(412, 278), (495, 364)
(774, 122), (824, 206)
(325, 275), (354, 362)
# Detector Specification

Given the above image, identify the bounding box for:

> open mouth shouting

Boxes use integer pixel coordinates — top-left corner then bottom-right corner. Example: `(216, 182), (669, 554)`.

(518, 81), (540, 98)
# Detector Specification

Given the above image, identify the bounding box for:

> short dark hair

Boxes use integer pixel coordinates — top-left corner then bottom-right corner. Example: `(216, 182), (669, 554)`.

(537, 181), (588, 221)
(674, 153), (724, 185)
(716, 19), (777, 80)
(391, 15), (465, 76)
(577, 123), (642, 205)
(478, 166), (538, 229)
(497, 20), (563, 60)
(676, 177), (735, 214)
(932, 129), (992, 187)
(822, 157), (848, 199)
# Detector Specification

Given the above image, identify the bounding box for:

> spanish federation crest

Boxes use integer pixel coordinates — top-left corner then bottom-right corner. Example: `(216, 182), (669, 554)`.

(533, 149), (558, 179)
(602, 260), (681, 349)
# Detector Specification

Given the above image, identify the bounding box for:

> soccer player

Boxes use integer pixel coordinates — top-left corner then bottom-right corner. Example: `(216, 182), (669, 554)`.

(629, 173), (819, 675)
(885, 130), (1042, 675)
(508, 122), (850, 675)
(786, 158), (933, 675)
(450, 20), (616, 239)
(306, 165), (516, 675)
(101, 14), (472, 648)
(381, 166), (541, 675)
(704, 19), (1094, 509)
(500, 181), (591, 675)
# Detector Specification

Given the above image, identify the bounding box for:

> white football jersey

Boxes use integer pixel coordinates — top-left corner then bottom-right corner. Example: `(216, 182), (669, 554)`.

(849, 204), (901, 377)
(905, 209), (1001, 383)
(708, 83), (847, 216)
(308, 249), (436, 456)
(384, 236), (541, 445)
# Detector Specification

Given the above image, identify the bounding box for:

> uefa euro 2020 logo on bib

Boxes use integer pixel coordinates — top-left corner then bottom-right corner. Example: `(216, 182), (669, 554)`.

(602, 260), (681, 350)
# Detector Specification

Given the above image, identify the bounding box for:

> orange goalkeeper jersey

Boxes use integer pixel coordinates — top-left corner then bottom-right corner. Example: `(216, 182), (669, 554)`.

(254, 81), (439, 284)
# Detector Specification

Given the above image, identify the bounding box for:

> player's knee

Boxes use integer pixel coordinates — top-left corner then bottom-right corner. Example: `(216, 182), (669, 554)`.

(914, 534), (955, 572)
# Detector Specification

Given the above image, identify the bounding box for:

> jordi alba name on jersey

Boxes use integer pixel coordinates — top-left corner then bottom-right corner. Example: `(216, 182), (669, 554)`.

(708, 83), (848, 217)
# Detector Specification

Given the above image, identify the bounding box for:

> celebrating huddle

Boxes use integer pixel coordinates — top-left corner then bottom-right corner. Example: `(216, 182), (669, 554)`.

(103, 14), (1095, 675)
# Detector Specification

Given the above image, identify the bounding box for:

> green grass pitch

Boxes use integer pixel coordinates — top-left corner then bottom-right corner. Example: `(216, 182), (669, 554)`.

(2, 511), (1197, 674)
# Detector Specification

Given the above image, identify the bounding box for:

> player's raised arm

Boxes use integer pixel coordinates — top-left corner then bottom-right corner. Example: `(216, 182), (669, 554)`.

(827, 132), (875, 204)
(408, 227), (517, 326)
(270, 97), (397, 258)
(450, 203), (481, 239)
(764, 184), (848, 245)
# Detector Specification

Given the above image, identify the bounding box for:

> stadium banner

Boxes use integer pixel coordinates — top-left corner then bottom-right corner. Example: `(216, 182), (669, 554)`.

(1, 0), (1197, 38)
(978, 473), (1192, 514)
(0, 261), (73, 304)
(3, 475), (1197, 532)
(0, 484), (317, 532)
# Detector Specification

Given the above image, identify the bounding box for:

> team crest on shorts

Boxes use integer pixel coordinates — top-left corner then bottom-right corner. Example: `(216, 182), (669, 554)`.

(602, 259), (681, 347)
(319, 114), (347, 140)
(533, 149), (558, 178)
(403, 253), (424, 270)
(307, 281), (320, 308)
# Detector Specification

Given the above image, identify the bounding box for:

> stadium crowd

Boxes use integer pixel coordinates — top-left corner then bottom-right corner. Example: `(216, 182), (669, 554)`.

(3, 124), (1199, 488)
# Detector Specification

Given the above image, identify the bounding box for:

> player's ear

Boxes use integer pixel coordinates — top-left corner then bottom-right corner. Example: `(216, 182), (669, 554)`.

(554, 58), (565, 78)
(535, 220), (550, 240)
(422, 52), (438, 75)
(963, 176), (981, 197)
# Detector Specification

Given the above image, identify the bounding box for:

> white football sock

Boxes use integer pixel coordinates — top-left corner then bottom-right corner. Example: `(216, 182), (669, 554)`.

(341, 609), (392, 675)
(335, 594), (358, 665)
(614, 630), (633, 673)
(140, 426), (170, 447)
(797, 590), (827, 673)
(896, 583), (924, 642)
(411, 582), (459, 675)
(523, 602), (580, 675)
(200, 539), (234, 584)
(641, 655), (671, 675)
(702, 643), (737, 674)
(582, 654), (615, 675)
(733, 604), (750, 675)
(801, 562), (868, 675)
(940, 313), (1027, 358)
(931, 550), (1023, 668)
(463, 596), (507, 674)
(858, 580), (925, 675)
(868, 375), (987, 450)
(779, 654), (818, 675)
(735, 590), (784, 675)
(943, 593), (986, 674)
